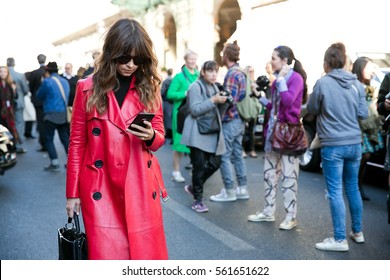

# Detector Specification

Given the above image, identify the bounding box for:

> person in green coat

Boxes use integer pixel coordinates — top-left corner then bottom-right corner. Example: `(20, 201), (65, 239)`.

(167, 50), (199, 183)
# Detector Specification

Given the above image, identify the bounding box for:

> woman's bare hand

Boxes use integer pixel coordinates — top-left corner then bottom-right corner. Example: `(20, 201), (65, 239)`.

(127, 121), (155, 141)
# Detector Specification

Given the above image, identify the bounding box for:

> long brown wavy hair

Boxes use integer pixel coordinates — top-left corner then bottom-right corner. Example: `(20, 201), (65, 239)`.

(87, 18), (161, 114)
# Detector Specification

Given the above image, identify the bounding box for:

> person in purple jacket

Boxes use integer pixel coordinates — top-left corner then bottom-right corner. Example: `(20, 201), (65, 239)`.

(248, 45), (308, 230)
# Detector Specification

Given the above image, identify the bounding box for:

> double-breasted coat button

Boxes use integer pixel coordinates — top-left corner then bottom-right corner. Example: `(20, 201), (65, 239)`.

(93, 192), (102, 200)
(152, 191), (157, 200)
(92, 128), (101, 136)
(148, 160), (152, 168)
(95, 160), (103, 168)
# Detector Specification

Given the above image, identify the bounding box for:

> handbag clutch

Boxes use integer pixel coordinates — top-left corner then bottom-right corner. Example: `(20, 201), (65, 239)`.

(58, 212), (88, 260)
(272, 121), (308, 156)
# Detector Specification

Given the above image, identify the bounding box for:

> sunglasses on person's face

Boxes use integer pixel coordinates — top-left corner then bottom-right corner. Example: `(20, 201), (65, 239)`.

(116, 55), (144, 66)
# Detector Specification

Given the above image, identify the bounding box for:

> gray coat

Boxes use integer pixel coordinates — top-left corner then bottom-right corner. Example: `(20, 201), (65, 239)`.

(180, 79), (226, 155)
(9, 67), (29, 110)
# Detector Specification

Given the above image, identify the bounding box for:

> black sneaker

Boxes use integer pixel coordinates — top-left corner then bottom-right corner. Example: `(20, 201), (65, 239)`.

(16, 148), (27, 154)
(44, 164), (60, 172)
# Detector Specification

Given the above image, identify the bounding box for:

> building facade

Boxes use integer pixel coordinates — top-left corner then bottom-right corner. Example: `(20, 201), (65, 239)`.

(53, 0), (390, 89)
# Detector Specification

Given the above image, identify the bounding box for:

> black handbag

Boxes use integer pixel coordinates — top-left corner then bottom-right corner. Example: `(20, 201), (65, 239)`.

(196, 82), (220, 135)
(177, 97), (189, 134)
(58, 212), (88, 260)
(197, 110), (220, 134)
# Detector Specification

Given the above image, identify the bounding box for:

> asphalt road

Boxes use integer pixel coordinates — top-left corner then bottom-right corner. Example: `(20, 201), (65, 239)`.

(0, 133), (389, 260)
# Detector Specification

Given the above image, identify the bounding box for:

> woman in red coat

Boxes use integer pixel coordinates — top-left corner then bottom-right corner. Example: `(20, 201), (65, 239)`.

(65, 18), (169, 260)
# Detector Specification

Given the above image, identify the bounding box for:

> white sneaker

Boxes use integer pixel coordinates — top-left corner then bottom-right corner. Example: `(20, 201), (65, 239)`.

(315, 238), (349, 252)
(171, 171), (185, 183)
(210, 188), (237, 202)
(349, 231), (364, 243)
(247, 212), (275, 222)
(279, 218), (297, 230)
(236, 186), (249, 199)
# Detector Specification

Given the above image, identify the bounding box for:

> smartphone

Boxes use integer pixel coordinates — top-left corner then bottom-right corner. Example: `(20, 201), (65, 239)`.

(385, 92), (390, 99)
(129, 112), (155, 131)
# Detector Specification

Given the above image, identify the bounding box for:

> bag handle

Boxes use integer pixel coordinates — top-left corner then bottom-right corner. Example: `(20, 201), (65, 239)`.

(67, 211), (82, 232)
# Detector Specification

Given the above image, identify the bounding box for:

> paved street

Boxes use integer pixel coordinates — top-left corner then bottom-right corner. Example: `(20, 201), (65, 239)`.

(0, 133), (389, 260)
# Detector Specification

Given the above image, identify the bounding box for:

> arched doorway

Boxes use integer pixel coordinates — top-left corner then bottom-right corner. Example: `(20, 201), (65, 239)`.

(163, 13), (177, 69)
(215, 0), (241, 65)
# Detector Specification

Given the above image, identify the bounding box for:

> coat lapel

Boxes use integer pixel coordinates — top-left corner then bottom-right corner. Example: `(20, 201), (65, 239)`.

(83, 75), (144, 130)
(107, 92), (127, 131)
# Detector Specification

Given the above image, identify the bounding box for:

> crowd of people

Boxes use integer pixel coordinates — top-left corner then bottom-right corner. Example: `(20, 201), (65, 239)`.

(0, 51), (98, 170)
(161, 42), (389, 255)
(1, 18), (389, 260)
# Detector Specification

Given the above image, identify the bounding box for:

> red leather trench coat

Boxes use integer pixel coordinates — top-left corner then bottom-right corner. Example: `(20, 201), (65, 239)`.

(66, 76), (169, 260)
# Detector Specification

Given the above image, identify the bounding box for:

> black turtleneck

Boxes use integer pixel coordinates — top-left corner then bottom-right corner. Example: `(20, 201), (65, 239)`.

(114, 74), (132, 108)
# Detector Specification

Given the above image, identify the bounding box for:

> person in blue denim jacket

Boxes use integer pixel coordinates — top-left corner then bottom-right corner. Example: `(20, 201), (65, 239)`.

(36, 62), (70, 172)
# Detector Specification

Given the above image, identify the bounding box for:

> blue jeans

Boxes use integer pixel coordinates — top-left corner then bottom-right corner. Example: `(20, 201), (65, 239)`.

(220, 118), (247, 189)
(43, 120), (69, 161)
(321, 144), (363, 241)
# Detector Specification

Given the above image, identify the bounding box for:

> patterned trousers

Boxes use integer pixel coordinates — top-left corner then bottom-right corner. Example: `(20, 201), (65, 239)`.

(263, 152), (300, 219)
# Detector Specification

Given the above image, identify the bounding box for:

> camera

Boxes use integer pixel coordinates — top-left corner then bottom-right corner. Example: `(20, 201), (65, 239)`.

(220, 91), (234, 104)
(216, 83), (234, 104)
(255, 75), (270, 92)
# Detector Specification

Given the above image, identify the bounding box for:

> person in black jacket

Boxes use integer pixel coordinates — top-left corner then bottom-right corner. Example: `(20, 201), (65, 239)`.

(25, 54), (46, 149)
(160, 68), (173, 139)
(376, 71), (390, 224)
(61, 63), (79, 107)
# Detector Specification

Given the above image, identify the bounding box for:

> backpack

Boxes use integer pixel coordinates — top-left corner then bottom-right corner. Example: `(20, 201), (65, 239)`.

(232, 67), (262, 122)
(160, 77), (172, 103)
(175, 66), (192, 134)
(176, 96), (189, 134)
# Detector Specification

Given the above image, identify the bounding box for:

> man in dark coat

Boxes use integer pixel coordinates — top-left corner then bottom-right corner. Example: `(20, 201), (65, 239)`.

(61, 63), (78, 107)
(25, 54), (46, 150)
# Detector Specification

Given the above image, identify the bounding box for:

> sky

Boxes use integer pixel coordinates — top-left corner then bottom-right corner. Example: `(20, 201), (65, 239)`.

(0, 0), (120, 72)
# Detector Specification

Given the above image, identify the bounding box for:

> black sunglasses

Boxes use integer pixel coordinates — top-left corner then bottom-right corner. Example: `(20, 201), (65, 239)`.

(115, 55), (145, 66)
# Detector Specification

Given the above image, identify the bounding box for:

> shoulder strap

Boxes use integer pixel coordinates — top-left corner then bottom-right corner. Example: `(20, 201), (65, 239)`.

(230, 66), (244, 74)
(181, 65), (190, 84)
(198, 79), (211, 97)
(230, 66), (250, 100)
(52, 76), (67, 105)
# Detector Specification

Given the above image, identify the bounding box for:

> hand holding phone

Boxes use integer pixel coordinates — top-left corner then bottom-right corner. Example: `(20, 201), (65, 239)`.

(128, 113), (156, 141)
(129, 113), (155, 131)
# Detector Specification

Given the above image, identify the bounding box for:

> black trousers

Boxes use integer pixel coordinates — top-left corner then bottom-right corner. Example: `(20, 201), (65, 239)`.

(243, 118), (256, 152)
(35, 107), (46, 148)
(189, 147), (221, 201)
